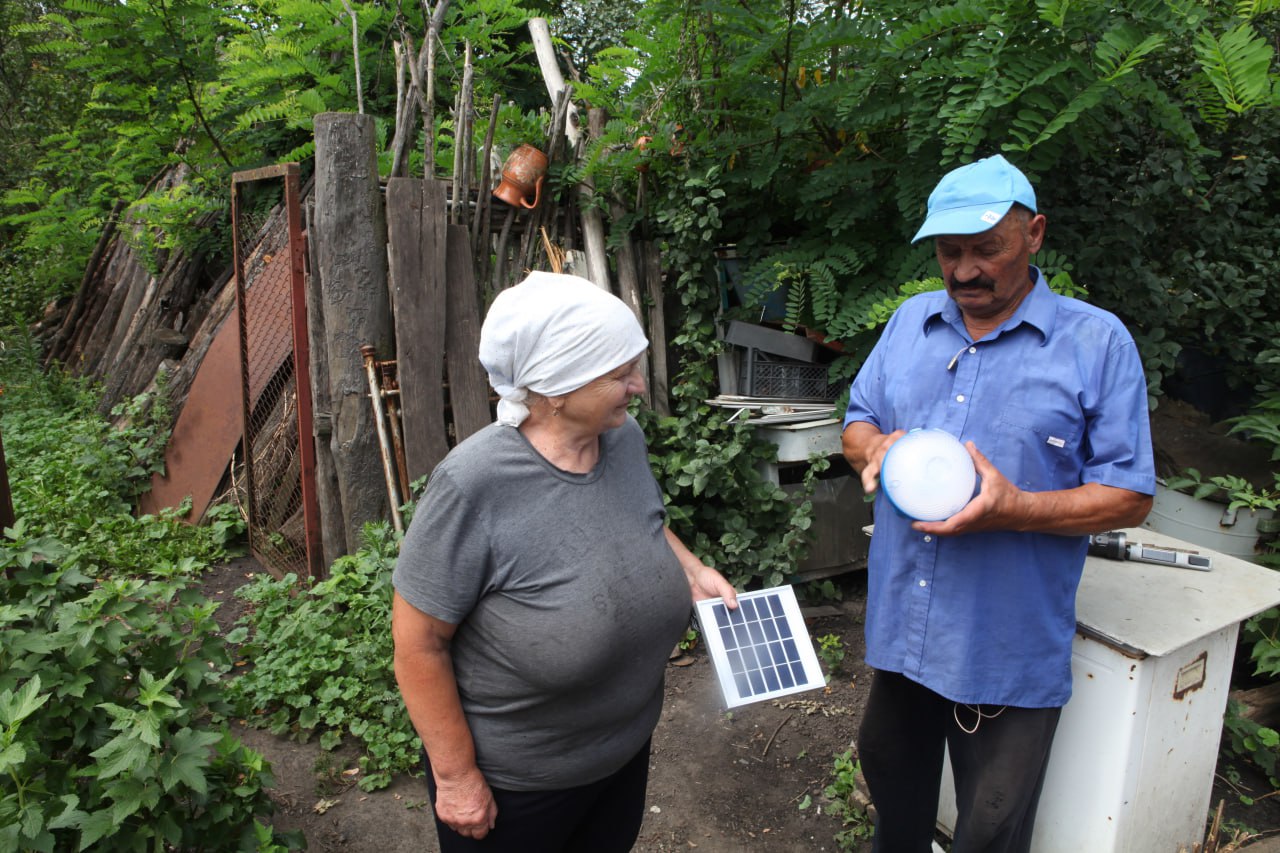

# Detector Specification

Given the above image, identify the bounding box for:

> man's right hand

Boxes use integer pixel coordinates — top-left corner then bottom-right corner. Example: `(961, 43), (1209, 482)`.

(842, 422), (905, 495)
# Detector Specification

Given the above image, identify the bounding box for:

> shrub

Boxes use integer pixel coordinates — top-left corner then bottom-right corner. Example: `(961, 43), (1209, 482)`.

(226, 523), (417, 791)
(0, 538), (295, 851)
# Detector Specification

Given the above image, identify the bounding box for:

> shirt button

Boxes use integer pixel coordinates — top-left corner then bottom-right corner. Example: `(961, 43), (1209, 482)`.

(956, 394), (966, 402)
(923, 535), (932, 542)
(918, 580), (927, 588)
(969, 347), (977, 354)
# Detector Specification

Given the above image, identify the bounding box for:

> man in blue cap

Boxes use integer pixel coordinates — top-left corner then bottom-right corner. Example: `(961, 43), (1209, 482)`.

(841, 155), (1156, 852)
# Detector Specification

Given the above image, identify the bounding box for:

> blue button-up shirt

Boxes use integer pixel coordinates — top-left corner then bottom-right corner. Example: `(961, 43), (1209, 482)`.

(844, 269), (1155, 707)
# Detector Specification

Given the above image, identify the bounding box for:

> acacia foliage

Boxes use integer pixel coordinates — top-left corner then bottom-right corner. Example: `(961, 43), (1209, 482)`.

(0, 0), (544, 328)
(582, 0), (1280, 399)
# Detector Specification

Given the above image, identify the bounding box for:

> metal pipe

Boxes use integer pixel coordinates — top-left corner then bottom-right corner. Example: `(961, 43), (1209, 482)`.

(361, 344), (404, 533)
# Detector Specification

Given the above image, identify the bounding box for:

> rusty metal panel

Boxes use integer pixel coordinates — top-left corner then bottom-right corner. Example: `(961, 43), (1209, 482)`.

(138, 307), (243, 521)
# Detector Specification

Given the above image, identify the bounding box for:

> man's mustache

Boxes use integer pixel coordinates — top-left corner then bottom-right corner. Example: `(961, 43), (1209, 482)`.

(947, 275), (995, 292)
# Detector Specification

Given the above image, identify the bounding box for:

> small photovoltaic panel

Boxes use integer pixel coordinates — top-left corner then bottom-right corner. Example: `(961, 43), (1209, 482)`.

(694, 585), (826, 708)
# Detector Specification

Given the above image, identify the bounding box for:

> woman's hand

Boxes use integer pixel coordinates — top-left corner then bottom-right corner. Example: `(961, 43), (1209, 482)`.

(665, 527), (738, 609)
(392, 594), (499, 838)
(433, 765), (498, 839)
(688, 562), (739, 607)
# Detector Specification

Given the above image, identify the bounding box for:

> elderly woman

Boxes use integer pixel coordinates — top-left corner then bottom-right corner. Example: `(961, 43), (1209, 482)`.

(392, 271), (738, 852)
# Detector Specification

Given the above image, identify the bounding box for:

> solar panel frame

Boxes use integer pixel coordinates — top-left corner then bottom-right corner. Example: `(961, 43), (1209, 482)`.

(694, 585), (827, 708)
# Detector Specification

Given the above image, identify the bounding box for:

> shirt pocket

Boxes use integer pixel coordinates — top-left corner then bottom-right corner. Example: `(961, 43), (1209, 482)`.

(995, 407), (1082, 492)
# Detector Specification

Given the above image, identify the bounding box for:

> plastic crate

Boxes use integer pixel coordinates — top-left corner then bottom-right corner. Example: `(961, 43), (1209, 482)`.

(748, 352), (841, 399)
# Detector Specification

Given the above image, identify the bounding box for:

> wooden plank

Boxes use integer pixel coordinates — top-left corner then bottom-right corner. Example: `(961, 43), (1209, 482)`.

(445, 224), (493, 441)
(387, 177), (450, 485)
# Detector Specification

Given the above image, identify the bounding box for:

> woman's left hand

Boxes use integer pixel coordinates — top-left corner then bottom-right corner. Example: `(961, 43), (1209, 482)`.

(665, 527), (738, 609)
(688, 563), (739, 608)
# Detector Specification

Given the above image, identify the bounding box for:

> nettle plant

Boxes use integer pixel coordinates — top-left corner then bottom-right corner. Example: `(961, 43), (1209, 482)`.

(226, 523), (418, 791)
(0, 538), (296, 852)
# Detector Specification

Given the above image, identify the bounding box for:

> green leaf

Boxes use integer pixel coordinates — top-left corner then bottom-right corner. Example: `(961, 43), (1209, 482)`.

(0, 676), (49, 726)
(160, 728), (220, 794)
(76, 810), (117, 852)
(1193, 24), (1276, 114)
(46, 796), (89, 831)
(0, 742), (27, 774)
(88, 732), (151, 779)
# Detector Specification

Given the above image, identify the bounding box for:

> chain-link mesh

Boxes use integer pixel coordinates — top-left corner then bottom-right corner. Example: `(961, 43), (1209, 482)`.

(232, 177), (313, 578)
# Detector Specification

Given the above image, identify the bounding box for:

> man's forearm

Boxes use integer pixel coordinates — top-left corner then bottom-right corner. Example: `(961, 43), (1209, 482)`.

(1008, 482), (1153, 537)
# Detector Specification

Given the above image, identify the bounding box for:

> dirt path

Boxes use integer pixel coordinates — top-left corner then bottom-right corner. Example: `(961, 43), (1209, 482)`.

(206, 555), (873, 852)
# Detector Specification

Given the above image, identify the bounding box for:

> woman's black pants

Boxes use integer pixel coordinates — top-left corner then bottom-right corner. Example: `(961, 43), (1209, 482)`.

(422, 740), (650, 853)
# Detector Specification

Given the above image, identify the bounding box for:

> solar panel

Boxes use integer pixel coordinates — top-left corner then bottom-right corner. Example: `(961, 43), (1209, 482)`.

(694, 585), (826, 708)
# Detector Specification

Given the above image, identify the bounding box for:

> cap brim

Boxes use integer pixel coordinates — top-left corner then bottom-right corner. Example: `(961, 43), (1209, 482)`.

(911, 200), (1015, 244)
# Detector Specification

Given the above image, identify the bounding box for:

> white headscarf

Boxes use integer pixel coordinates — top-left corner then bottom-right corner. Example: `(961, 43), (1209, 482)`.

(479, 271), (649, 426)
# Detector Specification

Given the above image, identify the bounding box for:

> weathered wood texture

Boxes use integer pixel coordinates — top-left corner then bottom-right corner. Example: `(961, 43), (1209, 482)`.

(303, 196), (347, 570)
(641, 240), (671, 417)
(312, 112), (394, 554)
(445, 224), (493, 441)
(387, 177), (450, 484)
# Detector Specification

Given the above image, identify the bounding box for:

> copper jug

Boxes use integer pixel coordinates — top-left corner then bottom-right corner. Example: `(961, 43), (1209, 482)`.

(492, 144), (548, 209)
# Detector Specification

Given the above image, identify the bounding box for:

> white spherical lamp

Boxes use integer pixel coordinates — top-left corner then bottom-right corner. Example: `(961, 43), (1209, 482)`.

(881, 428), (976, 521)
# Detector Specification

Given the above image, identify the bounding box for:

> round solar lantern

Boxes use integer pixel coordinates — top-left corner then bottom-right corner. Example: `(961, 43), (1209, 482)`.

(880, 428), (976, 521)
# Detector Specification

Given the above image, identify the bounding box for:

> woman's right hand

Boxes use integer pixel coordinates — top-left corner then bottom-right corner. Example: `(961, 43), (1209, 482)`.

(434, 765), (498, 839)
(393, 594), (498, 840)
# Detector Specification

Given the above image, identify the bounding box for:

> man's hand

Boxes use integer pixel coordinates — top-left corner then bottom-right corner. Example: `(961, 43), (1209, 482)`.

(433, 765), (498, 840)
(842, 423), (906, 495)
(912, 442), (1027, 536)
(912, 442), (1152, 537)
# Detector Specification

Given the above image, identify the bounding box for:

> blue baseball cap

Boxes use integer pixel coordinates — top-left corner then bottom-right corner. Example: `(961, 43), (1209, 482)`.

(911, 154), (1037, 243)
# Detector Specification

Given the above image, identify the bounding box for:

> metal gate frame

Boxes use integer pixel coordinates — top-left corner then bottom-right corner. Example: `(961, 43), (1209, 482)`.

(230, 164), (323, 579)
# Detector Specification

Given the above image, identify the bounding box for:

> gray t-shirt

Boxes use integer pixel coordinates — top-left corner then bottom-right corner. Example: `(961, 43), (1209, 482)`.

(393, 416), (691, 791)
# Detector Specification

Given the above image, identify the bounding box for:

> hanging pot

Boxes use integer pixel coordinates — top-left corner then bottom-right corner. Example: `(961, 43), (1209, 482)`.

(492, 144), (548, 209)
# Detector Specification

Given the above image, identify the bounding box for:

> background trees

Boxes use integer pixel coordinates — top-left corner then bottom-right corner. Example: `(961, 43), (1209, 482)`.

(0, 0), (1277, 428)
(585, 0), (1280, 406)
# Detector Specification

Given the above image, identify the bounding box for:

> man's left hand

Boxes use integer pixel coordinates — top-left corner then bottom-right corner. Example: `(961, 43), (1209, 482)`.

(912, 441), (1030, 536)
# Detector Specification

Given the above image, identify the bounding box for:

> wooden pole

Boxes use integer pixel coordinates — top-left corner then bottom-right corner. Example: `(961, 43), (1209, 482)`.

(609, 189), (651, 405)
(312, 112), (394, 554)
(528, 17), (580, 148)
(303, 196), (349, 569)
(642, 240), (671, 417)
(578, 108), (611, 289)
(473, 93), (501, 285)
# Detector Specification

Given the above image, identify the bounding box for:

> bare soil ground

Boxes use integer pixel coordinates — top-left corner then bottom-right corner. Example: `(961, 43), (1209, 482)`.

(205, 559), (874, 852)
(200, 397), (1280, 852)
(206, 558), (1280, 853)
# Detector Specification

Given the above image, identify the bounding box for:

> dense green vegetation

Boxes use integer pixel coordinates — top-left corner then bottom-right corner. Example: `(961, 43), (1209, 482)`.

(224, 524), (418, 792)
(0, 342), (302, 851)
(2, 0), (1279, 847)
